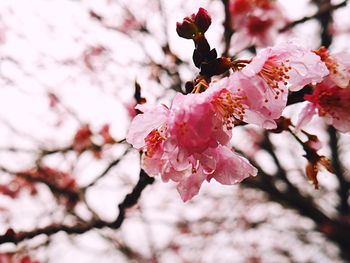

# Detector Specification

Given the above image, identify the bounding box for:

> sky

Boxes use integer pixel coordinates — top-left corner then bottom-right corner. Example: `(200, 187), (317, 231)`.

(0, 0), (349, 262)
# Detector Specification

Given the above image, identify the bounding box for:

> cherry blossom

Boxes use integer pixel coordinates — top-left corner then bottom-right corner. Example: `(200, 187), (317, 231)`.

(126, 41), (333, 201)
(314, 47), (350, 88)
(126, 92), (257, 201)
(297, 77), (350, 133)
(168, 92), (231, 154)
(177, 145), (257, 202)
(209, 72), (287, 129)
(126, 104), (169, 150)
(229, 0), (287, 50)
(0, 177), (37, 199)
(141, 142), (257, 202)
(176, 8), (211, 40)
(242, 43), (329, 92)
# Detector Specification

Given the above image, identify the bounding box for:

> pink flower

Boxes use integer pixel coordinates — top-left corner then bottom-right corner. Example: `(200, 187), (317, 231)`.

(126, 92), (257, 201)
(126, 104), (169, 150)
(205, 145), (258, 184)
(297, 77), (350, 133)
(230, 0), (254, 16)
(209, 72), (287, 129)
(229, 0), (286, 50)
(169, 92), (230, 154)
(176, 145), (257, 202)
(296, 103), (317, 132)
(314, 47), (350, 88)
(242, 43), (329, 92)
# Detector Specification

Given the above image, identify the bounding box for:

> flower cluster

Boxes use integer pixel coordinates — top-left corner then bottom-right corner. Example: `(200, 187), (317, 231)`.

(127, 43), (329, 201)
(229, 0), (287, 51)
(127, 93), (257, 202)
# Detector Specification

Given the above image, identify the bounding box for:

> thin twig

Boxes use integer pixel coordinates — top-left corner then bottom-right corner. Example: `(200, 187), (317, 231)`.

(82, 148), (131, 190)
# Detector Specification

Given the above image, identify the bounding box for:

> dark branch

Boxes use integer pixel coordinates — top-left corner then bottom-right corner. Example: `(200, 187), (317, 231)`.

(328, 126), (349, 215)
(221, 0), (234, 56)
(1, 167), (80, 202)
(280, 1), (347, 33)
(286, 85), (313, 106)
(0, 170), (154, 244)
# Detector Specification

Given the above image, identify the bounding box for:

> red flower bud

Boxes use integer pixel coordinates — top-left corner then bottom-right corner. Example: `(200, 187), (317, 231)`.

(176, 8), (211, 39)
(176, 18), (198, 39)
(195, 8), (211, 33)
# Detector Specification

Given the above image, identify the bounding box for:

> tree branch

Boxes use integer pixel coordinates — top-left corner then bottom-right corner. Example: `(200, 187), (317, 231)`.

(328, 126), (349, 215)
(280, 0), (347, 33)
(0, 169), (154, 244)
(82, 148), (130, 190)
(221, 0), (234, 56)
(1, 167), (80, 202)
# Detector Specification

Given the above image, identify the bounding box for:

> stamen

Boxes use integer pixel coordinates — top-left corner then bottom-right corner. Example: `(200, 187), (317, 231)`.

(212, 89), (247, 128)
(145, 129), (164, 157)
(314, 47), (339, 75)
(318, 89), (342, 119)
(259, 59), (290, 102)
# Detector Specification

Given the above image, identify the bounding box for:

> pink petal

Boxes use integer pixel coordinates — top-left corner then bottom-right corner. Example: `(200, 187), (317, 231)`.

(126, 104), (169, 149)
(242, 47), (271, 77)
(295, 103), (317, 132)
(205, 145), (257, 185)
(177, 168), (207, 202)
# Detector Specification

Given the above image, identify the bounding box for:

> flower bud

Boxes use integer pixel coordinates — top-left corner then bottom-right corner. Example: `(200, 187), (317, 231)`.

(176, 8), (211, 39)
(195, 8), (211, 33)
(176, 18), (198, 39)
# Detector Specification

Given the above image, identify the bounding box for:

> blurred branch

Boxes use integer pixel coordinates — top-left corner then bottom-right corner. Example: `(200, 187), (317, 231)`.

(261, 132), (298, 191)
(0, 169), (154, 245)
(328, 126), (350, 215)
(244, 127), (350, 260)
(243, 162), (350, 257)
(280, 0), (347, 33)
(0, 147), (38, 154)
(0, 166), (80, 202)
(221, 0), (234, 56)
(82, 148), (130, 190)
(243, 157), (333, 226)
(89, 6), (185, 93)
(40, 146), (73, 156)
(286, 85), (313, 106)
(314, 0), (334, 48)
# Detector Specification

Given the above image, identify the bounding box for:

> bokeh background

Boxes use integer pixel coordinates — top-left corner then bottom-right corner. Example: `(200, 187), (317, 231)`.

(0, 0), (350, 262)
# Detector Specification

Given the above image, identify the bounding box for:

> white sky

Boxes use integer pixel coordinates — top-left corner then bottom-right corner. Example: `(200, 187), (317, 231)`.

(0, 0), (349, 262)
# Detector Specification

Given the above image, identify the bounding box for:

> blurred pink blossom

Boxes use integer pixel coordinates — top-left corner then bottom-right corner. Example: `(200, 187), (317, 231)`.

(0, 254), (40, 263)
(229, 0), (287, 50)
(314, 47), (350, 88)
(297, 77), (350, 133)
